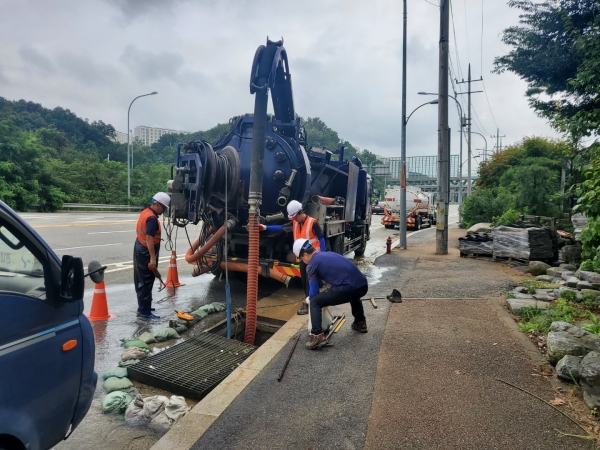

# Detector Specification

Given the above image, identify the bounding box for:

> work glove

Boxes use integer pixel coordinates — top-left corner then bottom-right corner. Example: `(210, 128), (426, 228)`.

(148, 257), (157, 270)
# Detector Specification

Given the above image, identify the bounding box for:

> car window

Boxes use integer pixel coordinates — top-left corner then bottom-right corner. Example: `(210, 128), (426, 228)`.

(0, 224), (46, 299)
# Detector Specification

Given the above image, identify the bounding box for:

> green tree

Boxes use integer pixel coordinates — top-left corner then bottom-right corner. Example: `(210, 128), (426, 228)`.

(494, 0), (600, 137)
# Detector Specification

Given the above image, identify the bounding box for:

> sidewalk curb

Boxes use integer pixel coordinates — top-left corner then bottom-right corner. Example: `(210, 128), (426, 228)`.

(150, 313), (308, 450)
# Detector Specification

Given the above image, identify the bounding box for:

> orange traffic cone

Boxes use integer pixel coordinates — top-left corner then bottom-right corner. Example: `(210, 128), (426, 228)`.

(165, 250), (185, 288)
(87, 280), (115, 321)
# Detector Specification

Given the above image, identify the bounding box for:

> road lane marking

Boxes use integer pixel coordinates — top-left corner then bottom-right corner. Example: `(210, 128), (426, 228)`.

(87, 230), (133, 235)
(33, 221), (139, 229)
(58, 243), (123, 251)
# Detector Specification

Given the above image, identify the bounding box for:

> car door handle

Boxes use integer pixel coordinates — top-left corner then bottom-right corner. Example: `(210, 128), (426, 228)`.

(62, 340), (78, 351)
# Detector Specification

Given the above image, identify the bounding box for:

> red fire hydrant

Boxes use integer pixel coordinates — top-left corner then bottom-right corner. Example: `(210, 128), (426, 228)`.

(386, 236), (392, 254)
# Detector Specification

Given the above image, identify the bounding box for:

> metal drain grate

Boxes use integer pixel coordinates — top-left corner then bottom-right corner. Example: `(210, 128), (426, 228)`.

(127, 333), (257, 400)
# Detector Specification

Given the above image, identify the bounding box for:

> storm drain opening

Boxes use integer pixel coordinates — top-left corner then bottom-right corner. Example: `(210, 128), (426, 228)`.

(127, 333), (257, 400)
(127, 313), (285, 400)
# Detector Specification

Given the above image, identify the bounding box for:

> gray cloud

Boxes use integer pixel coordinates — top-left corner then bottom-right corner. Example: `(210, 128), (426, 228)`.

(56, 53), (122, 87)
(103, 0), (191, 20)
(120, 45), (212, 88)
(19, 47), (56, 75)
(0, 64), (9, 85)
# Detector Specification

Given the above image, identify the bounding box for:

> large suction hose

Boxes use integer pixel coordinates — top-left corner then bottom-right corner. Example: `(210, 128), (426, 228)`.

(185, 219), (236, 264)
(192, 257), (288, 284)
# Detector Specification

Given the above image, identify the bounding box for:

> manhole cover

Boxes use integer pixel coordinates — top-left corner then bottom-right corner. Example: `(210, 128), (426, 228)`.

(128, 333), (257, 400)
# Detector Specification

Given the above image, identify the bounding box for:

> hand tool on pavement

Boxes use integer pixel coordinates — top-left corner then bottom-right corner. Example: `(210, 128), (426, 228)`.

(360, 289), (402, 305)
(278, 335), (300, 382)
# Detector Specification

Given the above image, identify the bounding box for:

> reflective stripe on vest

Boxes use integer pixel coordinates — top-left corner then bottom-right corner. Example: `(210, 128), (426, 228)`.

(292, 216), (321, 251)
(136, 208), (161, 247)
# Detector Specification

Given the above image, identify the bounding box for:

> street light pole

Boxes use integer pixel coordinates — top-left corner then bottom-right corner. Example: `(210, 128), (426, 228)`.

(127, 91), (158, 200)
(418, 92), (465, 203)
(468, 130), (488, 160)
(400, 0), (408, 250)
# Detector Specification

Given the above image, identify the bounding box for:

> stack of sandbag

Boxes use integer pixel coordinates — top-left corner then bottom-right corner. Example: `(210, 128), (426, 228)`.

(458, 232), (493, 256)
(125, 394), (190, 434)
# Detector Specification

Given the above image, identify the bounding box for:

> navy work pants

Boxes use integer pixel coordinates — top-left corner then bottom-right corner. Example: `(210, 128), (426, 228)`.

(133, 240), (159, 315)
(309, 284), (368, 335)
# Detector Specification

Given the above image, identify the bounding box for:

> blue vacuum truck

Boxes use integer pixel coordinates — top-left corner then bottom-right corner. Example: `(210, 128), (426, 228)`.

(167, 39), (372, 284)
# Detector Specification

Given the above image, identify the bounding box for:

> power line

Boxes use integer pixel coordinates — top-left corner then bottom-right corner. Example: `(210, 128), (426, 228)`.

(462, 0), (472, 64)
(481, 80), (499, 130)
(480, 0), (484, 76)
(449, 0), (465, 83)
(422, 0), (439, 6)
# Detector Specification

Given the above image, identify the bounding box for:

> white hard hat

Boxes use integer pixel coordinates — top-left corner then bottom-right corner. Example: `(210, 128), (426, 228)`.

(152, 192), (170, 208)
(293, 239), (312, 258)
(287, 200), (303, 219)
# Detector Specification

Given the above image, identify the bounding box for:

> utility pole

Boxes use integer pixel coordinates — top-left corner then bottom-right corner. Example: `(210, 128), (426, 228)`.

(436, 0), (450, 255)
(491, 128), (506, 153)
(400, 0), (408, 250)
(456, 64), (482, 198)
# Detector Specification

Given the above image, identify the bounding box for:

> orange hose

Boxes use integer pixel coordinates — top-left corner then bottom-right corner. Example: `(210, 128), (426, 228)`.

(192, 260), (288, 284)
(312, 195), (335, 205)
(244, 214), (259, 344)
(185, 225), (227, 263)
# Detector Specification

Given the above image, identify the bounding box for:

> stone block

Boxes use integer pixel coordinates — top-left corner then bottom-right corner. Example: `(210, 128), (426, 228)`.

(562, 271), (575, 281)
(535, 275), (553, 283)
(567, 276), (580, 288)
(579, 270), (600, 284)
(546, 267), (564, 277)
(529, 261), (551, 276)
(506, 298), (550, 315)
(560, 263), (578, 271)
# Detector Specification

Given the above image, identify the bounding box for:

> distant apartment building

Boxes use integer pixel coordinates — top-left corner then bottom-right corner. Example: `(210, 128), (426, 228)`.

(113, 131), (129, 144)
(134, 125), (190, 146)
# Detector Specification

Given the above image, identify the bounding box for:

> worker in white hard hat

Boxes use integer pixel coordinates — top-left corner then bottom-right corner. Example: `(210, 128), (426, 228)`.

(293, 239), (369, 349)
(133, 192), (170, 319)
(259, 199), (326, 315)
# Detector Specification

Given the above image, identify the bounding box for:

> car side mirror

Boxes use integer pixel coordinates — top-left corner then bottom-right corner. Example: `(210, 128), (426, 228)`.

(60, 255), (85, 302)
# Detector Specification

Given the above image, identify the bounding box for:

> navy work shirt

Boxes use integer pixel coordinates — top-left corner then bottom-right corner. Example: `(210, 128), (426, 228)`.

(307, 252), (367, 292)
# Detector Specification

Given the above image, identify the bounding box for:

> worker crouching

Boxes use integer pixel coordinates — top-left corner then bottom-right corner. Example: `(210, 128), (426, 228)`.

(293, 239), (369, 350)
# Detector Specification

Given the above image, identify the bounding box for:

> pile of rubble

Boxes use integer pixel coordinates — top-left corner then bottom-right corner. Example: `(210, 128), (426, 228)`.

(506, 262), (600, 314)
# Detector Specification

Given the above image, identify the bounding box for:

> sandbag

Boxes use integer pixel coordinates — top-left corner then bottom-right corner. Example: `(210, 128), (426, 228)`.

(121, 347), (148, 361)
(102, 366), (129, 380)
(124, 394), (144, 423)
(125, 394), (170, 424)
(190, 302), (226, 318)
(137, 331), (157, 344)
(148, 395), (191, 434)
(118, 359), (140, 368)
(123, 339), (151, 351)
(102, 391), (132, 414)
(153, 328), (180, 342)
(103, 376), (133, 393)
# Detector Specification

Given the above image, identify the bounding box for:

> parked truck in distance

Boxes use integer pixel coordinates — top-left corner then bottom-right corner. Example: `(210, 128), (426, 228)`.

(381, 186), (436, 230)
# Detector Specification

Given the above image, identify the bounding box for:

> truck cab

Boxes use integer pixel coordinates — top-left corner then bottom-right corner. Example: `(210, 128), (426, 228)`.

(0, 201), (96, 450)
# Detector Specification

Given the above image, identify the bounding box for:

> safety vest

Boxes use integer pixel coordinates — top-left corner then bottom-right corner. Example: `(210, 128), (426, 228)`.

(136, 208), (161, 247)
(293, 216), (321, 251)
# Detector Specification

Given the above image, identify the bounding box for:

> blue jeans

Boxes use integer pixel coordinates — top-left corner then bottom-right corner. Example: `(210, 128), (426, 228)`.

(310, 284), (368, 334)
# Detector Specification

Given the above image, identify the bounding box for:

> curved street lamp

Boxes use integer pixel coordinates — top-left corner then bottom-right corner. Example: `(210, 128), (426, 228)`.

(127, 91), (158, 200)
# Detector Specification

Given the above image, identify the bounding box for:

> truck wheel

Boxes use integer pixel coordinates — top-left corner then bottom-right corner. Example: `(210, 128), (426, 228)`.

(331, 235), (344, 255)
(384, 224), (395, 229)
(354, 226), (368, 257)
(426, 215), (433, 228)
(414, 217), (421, 231)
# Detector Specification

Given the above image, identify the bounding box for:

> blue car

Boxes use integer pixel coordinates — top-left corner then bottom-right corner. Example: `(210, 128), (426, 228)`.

(0, 201), (96, 450)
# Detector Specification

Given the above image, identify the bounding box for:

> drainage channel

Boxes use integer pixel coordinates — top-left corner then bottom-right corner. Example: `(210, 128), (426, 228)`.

(128, 313), (285, 400)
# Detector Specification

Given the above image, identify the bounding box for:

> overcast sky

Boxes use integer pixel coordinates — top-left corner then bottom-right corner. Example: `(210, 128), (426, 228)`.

(0, 0), (560, 163)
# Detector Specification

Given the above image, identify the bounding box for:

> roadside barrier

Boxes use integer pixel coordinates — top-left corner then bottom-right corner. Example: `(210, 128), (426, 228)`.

(87, 280), (115, 321)
(165, 250), (185, 288)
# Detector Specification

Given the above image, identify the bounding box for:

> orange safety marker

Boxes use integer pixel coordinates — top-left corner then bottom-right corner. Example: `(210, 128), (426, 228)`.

(87, 280), (115, 321)
(164, 250), (185, 288)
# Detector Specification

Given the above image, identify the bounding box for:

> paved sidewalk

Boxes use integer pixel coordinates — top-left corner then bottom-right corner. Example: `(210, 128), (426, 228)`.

(155, 228), (594, 449)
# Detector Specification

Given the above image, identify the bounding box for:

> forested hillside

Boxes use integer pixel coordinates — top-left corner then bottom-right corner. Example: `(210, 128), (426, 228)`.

(0, 97), (382, 211)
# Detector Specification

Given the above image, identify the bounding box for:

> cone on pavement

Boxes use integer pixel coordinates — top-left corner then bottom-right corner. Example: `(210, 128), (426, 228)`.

(165, 250), (185, 288)
(87, 280), (115, 321)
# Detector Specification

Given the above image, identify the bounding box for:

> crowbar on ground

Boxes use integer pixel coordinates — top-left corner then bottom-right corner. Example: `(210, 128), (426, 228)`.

(278, 335), (300, 382)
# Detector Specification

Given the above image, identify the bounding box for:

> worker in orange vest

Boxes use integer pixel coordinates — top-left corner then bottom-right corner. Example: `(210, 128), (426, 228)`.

(134, 192), (170, 319)
(259, 200), (326, 315)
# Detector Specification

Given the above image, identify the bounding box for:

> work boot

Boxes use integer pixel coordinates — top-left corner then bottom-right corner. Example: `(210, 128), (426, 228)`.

(138, 313), (161, 320)
(305, 333), (328, 350)
(351, 320), (368, 333)
(297, 302), (309, 315)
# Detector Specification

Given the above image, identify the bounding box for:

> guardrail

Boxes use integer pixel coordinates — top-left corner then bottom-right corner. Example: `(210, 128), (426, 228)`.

(60, 203), (144, 211)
